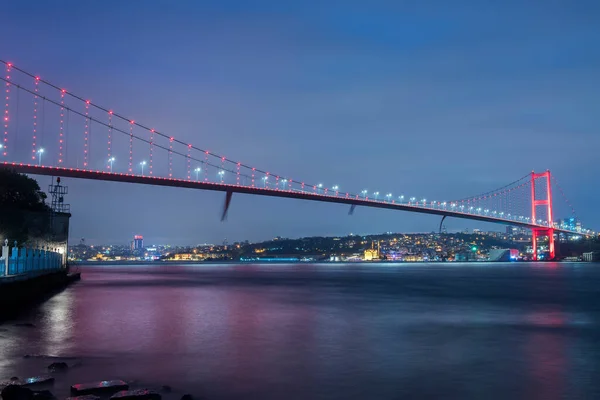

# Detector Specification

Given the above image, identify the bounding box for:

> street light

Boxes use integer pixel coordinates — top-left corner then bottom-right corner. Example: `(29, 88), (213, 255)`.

(374, 192), (379, 200)
(332, 185), (339, 195)
(362, 190), (368, 199)
(317, 183), (323, 193)
(386, 193), (392, 202)
(262, 176), (268, 188)
(282, 179), (288, 189)
(398, 195), (404, 202)
(194, 167), (201, 181)
(218, 170), (225, 182)
(108, 157), (115, 172)
(37, 148), (44, 166)
(139, 160), (147, 176)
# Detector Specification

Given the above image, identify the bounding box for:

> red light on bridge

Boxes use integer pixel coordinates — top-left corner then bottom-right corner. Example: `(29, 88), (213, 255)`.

(130, 120), (135, 124)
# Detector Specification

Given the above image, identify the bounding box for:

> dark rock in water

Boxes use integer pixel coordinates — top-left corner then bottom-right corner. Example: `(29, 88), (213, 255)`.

(14, 323), (35, 328)
(10, 377), (20, 381)
(47, 362), (68, 373)
(160, 386), (171, 393)
(110, 390), (161, 400)
(66, 395), (101, 400)
(20, 376), (55, 387)
(70, 381), (129, 396)
(1, 385), (34, 400)
(32, 390), (56, 400)
(180, 395), (193, 400)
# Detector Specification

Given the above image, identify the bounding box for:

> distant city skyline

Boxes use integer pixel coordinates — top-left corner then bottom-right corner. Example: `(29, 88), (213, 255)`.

(3, 1), (599, 244)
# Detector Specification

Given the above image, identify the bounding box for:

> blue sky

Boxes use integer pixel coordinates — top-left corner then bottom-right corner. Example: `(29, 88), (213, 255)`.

(1, 1), (599, 244)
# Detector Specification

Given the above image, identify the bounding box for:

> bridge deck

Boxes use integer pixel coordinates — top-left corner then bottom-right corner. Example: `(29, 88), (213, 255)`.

(0, 162), (582, 236)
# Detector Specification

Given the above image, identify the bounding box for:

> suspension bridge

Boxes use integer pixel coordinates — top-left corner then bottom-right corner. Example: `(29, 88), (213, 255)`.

(0, 59), (595, 260)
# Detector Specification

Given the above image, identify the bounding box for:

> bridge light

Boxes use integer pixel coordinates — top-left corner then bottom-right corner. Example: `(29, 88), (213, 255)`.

(139, 160), (147, 176)
(37, 148), (44, 166)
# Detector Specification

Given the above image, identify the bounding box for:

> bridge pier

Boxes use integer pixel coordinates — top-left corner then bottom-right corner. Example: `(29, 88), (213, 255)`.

(532, 228), (555, 260)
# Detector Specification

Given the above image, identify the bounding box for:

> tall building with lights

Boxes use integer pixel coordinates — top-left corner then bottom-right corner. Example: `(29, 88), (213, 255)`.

(132, 235), (144, 251)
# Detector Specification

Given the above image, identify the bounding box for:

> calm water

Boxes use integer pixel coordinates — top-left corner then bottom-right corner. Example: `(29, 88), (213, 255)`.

(2, 262), (600, 399)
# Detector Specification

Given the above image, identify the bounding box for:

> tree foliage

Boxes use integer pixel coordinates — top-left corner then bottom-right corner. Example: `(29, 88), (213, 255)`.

(0, 169), (51, 244)
(0, 169), (50, 211)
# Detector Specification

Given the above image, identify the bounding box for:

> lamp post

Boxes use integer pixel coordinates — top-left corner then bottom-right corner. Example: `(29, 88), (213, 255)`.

(139, 160), (147, 176)
(262, 176), (268, 188)
(332, 185), (339, 195)
(195, 167), (201, 181)
(37, 148), (44, 166)
(374, 192), (379, 200)
(218, 170), (225, 183)
(362, 190), (368, 199)
(108, 157), (115, 172)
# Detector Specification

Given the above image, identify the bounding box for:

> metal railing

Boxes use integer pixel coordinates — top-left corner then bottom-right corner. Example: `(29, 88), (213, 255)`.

(0, 239), (66, 277)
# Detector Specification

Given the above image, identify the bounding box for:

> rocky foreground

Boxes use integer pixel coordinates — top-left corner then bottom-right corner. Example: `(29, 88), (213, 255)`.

(1, 362), (198, 400)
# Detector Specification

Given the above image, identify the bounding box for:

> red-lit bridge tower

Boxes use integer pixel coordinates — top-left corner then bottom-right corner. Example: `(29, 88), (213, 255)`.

(531, 170), (555, 260)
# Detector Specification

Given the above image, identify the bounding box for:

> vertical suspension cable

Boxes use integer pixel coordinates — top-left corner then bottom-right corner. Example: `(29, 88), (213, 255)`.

(204, 151), (208, 181)
(41, 98), (45, 153)
(149, 129), (154, 175)
(58, 90), (65, 164)
(236, 162), (240, 185)
(251, 167), (255, 187)
(83, 100), (90, 167)
(65, 109), (69, 166)
(187, 144), (191, 180)
(129, 120), (134, 173)
(3, 63), (11, 157)
(107, 111), (113, 170)
(168, 137), (173, 177)
(31, 76), (39, 161)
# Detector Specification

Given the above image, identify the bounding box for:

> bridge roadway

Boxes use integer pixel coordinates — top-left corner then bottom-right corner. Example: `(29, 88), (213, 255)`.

(1, 162), (582, 236)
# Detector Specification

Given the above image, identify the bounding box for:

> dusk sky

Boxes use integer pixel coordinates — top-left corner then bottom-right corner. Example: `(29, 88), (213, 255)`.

(2, 1), (599, 245)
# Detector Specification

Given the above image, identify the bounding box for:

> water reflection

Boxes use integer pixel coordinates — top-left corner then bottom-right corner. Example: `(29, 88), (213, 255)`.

(1, 263), (599, 400)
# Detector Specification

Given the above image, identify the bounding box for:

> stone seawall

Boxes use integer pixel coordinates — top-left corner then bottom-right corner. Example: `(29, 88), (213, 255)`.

(0, 271), (80, 320)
